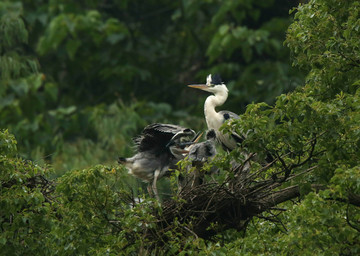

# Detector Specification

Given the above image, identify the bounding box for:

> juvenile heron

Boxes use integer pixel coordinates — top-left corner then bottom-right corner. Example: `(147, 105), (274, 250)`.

(188, 74), (244, 151)
(118, 123), (196, 200)
(177, 129), (217, 190)
(188, 129), (217, 165)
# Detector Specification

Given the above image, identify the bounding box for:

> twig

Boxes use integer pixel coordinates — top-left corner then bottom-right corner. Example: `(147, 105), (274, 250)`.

(346, 204), (360, 232)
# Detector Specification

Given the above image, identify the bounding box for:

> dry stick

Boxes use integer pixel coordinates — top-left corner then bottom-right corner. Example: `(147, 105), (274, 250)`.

(158, 132), (331, 238)
(243, 154), (286, 181)
(285, 165), (318, 181)
(203, 181), (228, 215)
(183, 226), (199, 239)
(244, 180), (281, 199)
(232, 152), (257, 175)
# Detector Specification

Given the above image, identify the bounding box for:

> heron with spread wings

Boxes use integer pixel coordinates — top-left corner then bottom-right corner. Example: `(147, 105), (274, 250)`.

(118, 123), (198, 200)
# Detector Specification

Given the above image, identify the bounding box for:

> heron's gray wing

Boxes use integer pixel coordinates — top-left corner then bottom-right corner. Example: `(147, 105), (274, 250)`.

(137, 123), (195, 154)
(145, 123), (195, 144)
(231, 132), (245, 144)
(218, 111), (245, 144)
(143, 123), (190, 136)
(218, 110), (240, 120)
(135, 133), (168, 154)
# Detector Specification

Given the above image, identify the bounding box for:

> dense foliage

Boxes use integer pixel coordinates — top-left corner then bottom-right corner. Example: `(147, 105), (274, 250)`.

(1, 0), (359, 255)
(0, 0), (302, 172)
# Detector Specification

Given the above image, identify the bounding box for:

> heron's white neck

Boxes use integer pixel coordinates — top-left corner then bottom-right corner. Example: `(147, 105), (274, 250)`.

(204, 91), (228, 129)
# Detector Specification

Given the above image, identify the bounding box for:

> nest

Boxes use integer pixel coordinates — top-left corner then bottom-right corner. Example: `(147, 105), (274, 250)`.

(152, 153), (323, 239)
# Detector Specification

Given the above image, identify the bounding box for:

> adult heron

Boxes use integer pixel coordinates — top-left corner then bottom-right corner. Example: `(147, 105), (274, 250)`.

(188, 74), (244, 151)
(118, 123), (196, 200)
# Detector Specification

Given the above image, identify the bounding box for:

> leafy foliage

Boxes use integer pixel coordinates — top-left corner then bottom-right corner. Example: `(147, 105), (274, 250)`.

(221, 0), (360, 253)
(1, 0), (359, 255)
(1, 0), (303, 169)
(0, 130), (54, 255)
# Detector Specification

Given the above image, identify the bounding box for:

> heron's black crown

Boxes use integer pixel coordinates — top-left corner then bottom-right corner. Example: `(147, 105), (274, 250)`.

(211, 74), (222, 85)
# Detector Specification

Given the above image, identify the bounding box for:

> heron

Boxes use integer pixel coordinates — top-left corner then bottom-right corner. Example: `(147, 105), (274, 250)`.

(188, 129), (217, 165)
(118, 123), (197, 200)
(188, 74), (244, 151)
(178, 129), (217, 189)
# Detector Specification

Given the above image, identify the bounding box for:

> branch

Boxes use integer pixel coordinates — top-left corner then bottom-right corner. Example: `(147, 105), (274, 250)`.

(253, 184), (325, 213)
(158, 180), (328, 239)
(348, 192), (360, 207)
(346, 204), (360, 232)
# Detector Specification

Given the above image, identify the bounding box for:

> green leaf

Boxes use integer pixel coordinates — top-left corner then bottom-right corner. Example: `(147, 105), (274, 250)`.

(107, 33), (126, 45)
(66, 40), (81, 60)
(219, 24), (229, 35)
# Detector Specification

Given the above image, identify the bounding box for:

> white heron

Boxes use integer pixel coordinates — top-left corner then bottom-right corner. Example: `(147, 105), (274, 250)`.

(188, 74), (244, 151)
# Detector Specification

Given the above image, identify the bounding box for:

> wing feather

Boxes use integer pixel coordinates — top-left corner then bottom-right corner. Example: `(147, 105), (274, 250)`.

(136, 123), (195, 154)
(218, 111), (245, 150)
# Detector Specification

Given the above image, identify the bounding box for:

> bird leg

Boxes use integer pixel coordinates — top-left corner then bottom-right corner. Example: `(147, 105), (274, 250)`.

(147, 184), (153, 197)
(152, 169), (161, 200)
(191, 168), (201, 188)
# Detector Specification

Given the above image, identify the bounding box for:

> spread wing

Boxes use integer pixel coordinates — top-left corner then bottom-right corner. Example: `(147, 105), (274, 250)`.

(143, 123), (191, 136)
(135, 123), (195, 154)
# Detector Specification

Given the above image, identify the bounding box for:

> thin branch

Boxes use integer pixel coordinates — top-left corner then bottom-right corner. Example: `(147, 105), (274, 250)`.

(182, 226), (199, 239)
(291, 134), (318, 168)
(346, 204), (360, 232)
(286, 165), (318, 181)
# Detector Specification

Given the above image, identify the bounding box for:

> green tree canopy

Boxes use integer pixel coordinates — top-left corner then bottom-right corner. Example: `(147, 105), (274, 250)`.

(1, 0), (359, 255)
(1, 0), (303, 169)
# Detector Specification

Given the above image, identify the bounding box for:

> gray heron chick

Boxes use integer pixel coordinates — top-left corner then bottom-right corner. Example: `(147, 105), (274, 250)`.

(178, 129), (217, 189)
(188, 74), (244, 151)
(188, 129), (217, 165)
(118, 123), (196, 200)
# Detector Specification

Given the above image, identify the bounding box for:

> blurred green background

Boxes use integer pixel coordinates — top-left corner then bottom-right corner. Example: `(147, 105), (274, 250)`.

(0, 0), (304, 174)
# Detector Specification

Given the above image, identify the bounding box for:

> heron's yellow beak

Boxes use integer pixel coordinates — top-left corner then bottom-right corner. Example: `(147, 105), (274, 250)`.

(188, 84), (209, 91)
